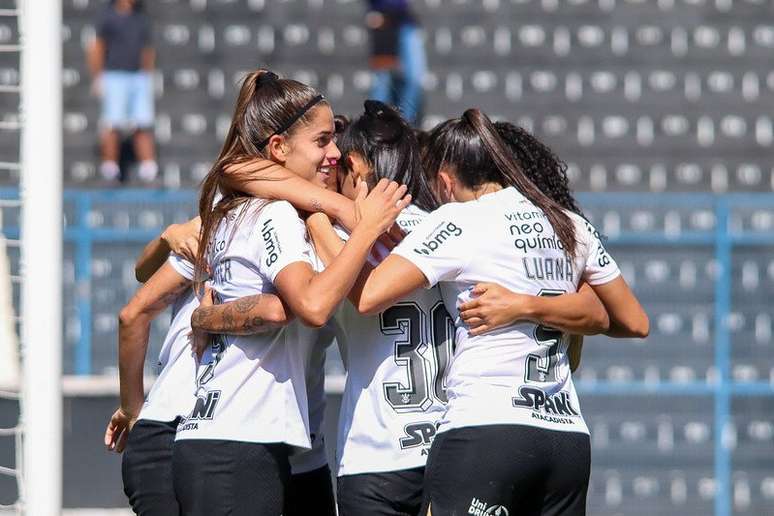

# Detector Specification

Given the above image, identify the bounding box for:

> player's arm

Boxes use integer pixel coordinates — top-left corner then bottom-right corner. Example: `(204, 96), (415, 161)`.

(345, 254), (428, 316)
(589, 276), (649, 338)
(458, 282), (609, 336)
(106, 262), (189, 453)
(306, 212), (415, 313)
(135, 217), (201, 282)
(191, 290), (292, 336)
(273, 181), (410, 327)
(223, 159), (358, 230)
(306, 212), (346, 265)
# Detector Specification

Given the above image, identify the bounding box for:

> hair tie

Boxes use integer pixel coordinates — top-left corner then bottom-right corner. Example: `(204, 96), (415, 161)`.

(363, 99), (403, 143)
(255, 71), (279, 89)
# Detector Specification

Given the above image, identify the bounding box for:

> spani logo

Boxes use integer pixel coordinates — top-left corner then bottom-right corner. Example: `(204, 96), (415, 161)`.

(485, 506), (509, 516)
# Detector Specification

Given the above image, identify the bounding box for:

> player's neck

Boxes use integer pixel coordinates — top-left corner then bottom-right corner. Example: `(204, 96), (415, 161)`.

(454, 182), (502, 202)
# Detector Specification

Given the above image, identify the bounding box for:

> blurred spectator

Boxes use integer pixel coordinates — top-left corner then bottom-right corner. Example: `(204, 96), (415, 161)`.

(87, 0), (157, 183)
(366, 0), (426, 126)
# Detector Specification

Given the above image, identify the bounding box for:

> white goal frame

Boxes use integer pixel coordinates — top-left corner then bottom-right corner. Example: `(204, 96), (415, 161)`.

(19, 0), (63, 514)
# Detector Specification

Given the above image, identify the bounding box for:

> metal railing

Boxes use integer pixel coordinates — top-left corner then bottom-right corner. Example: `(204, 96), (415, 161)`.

(1, 188), (773, 515)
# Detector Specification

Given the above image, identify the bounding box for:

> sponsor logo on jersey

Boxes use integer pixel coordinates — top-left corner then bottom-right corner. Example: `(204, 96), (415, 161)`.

(512, 386), (579, 424)
(177, 389), (222, 432)
(189, 390), (221, 420)
(398, 217), (422, 233)
(261, 218), (281, 266)
(399, 421), (436, 452)
(468, 497), (510, 516)
(413, 221), (462, 255)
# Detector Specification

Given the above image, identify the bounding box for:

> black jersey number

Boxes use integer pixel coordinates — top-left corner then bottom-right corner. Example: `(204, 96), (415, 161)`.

(381, 302), (456, 413)
(525, 289), (566, 383)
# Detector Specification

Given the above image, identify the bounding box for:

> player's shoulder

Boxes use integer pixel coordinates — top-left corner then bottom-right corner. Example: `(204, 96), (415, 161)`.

(397, 204), (429, 233)
(250, 199), (300, 225)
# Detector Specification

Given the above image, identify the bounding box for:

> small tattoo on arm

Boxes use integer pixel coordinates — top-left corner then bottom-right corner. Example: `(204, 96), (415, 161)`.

(310, 198), (323, 213)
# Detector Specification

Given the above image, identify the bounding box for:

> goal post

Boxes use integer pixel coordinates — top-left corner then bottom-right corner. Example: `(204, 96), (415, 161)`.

(19, 0), (63, 514)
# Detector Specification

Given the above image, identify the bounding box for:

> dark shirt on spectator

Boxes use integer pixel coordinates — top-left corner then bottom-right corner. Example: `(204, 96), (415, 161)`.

(368, 0), (417, 25)
(97, 7), (151, 72)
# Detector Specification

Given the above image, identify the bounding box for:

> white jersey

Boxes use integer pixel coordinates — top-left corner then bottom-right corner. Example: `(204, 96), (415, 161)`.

(393, 187), (621, 436)
(336, 205), (453, 476)
(289, 249), (339, 475)
(176, 199), (315, 449)
(138, 254), (198, 423)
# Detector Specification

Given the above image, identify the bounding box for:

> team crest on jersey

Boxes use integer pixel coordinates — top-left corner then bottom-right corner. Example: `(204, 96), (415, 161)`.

(468, 497), (509, 516)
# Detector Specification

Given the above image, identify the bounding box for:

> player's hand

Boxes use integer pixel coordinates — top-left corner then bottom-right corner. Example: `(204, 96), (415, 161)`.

(190, 286), (214, 360)
(459, 283), (531, 336)
(161, 216), (201, 263)
(354, 179), (411, 238)
(104, 407), (137, 453)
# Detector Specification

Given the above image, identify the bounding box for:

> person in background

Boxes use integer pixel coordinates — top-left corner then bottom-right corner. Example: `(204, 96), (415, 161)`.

(366, 0), (426, 126)
(87, 0), (158, 184)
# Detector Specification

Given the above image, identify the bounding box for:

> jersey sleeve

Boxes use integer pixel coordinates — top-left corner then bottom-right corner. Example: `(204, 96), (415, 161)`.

(576, 216), (621, 286)
(391, 206), (470, 287)
(167, 253), (195, 281)
(254, 201), (314, 283)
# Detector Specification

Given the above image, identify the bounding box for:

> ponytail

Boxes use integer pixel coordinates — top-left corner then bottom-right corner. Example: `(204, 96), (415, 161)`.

(424, 109), (578, 256)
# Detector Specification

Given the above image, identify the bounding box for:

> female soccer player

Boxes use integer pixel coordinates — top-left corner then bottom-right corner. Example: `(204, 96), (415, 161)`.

(105, 248), (291, 515)
(173, 70), (409, 516)
(306, 100), (449, 516)
(303, 102), (610, 516)
(114, 110), (352, 516)
(338, 109), (648, 516)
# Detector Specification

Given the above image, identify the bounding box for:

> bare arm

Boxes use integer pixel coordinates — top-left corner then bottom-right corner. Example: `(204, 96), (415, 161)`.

(590, 276), (649, 338)
(134, 217), (201, 283)
(191, 292), (292, 335)
(105, 263), (188, 452)
(87, 37), (105, 78)
(458, 282), (609, 336)
(223, 160), (358, 230)
(274, 180), (410, 327)
(306, 213), (414, 313)
(306, 213), (346, 266)
(140, 47), (155, 71)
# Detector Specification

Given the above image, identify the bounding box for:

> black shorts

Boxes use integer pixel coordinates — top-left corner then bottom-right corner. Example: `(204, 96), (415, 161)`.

(285, 464), (336, 516)
(173, 439), (290, 516)
(337, 467), (425, 516)
(121, 418), (179, 516)
(422, 425), (590, 516)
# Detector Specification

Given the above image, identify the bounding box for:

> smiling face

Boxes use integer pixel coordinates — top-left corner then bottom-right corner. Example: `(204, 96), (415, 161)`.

(269, 104), (341, 188)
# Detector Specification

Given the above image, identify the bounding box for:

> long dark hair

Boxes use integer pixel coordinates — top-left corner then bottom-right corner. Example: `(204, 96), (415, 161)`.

(423, 109), (578, 256)
(337, 100), (438, 212)
(195, 70), (329, 286)
(494, 121), (583, 217)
